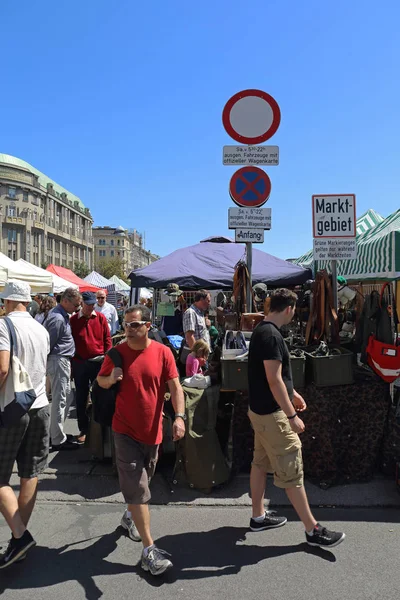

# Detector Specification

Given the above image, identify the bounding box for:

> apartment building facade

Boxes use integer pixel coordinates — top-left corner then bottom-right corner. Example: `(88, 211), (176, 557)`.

(93, 226), (159, 275)
(0, 153), (93, 269)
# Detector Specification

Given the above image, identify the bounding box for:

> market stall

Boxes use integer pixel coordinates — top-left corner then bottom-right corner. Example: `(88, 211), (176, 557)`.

(0, 252), (53, 294)
(129, 235), (312, 290)
(126, 234), (400, 492)
(84, 271), (117, 307)
(16, 259), (78, 293)
(109, 275), (130, 295)
(46, 264), (100, 293)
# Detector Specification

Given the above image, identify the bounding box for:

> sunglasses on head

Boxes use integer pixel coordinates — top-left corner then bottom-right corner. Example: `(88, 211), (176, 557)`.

(123, 320), (148, 329)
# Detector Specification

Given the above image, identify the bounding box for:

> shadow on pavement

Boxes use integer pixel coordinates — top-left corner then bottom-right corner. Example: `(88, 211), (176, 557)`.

(136, 526), (336, 587)
(0, 525), (336, 595)
(0, 529), (130, 600)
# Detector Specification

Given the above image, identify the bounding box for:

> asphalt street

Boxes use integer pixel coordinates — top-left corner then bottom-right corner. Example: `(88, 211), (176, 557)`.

(0, 504), (399, 600)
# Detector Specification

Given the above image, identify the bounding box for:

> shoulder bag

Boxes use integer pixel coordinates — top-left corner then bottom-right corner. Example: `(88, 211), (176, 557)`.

(0, 317), (37, 427)
(91, 347), (123, 426)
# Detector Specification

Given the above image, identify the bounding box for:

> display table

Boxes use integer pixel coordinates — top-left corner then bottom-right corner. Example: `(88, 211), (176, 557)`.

(231, 370), (392, 486)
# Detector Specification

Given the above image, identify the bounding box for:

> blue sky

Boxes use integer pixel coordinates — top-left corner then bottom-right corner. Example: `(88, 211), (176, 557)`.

(1, 0), (399, 261)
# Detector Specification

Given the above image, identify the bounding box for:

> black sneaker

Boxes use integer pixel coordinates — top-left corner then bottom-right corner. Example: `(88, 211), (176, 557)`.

(306, 523), (345, 548)
(250, 510), (288, 531)
(0, 531), (36, 569)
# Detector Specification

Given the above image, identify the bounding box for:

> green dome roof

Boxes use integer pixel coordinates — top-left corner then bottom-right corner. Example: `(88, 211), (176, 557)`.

(0, 153), (85, 209)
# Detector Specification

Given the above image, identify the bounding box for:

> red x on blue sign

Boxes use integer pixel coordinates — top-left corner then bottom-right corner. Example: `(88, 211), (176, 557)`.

(229, 166), (271, 208)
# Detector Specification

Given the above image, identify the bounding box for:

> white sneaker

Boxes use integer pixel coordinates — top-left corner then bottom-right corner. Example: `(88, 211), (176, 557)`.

(141, 546), (173, 576)
(121, 510), (141, 542)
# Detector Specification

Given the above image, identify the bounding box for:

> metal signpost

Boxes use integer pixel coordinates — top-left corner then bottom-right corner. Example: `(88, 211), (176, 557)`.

(312, 194), (357, 308)
(222, 89), (281, 311)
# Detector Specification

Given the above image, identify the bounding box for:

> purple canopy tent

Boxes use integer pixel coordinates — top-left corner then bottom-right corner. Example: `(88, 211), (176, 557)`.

(129, 236), (312, 290)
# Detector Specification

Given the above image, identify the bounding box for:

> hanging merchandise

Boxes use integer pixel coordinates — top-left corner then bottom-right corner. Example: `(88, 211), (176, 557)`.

(233, 260), (255, 316)
(365, 283), (400, 383)
(305, 270), (339, 345)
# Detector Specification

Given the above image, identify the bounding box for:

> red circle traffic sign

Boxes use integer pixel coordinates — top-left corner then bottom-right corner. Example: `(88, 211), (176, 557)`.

(229, 166), (271, 208)
(222, 89), (281, 144)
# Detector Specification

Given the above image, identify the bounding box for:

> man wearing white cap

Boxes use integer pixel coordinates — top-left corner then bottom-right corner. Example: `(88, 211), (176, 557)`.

(0, 280), (50, 568)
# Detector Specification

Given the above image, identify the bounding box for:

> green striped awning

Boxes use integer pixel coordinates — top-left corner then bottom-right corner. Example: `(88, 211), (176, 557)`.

(292, 209), (387, 277)
(317, 209), (400, 280)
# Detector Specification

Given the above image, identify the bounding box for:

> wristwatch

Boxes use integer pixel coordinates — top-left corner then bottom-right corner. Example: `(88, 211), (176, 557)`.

(174, 413), (187, 421)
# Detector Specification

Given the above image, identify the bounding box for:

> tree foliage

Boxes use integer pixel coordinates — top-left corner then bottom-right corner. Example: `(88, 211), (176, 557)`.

(73, 261), (90, 279)
(94, 256), (129, 282)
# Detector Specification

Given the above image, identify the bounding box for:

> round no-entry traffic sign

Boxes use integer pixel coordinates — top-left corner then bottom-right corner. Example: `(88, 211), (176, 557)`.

(222, 89), (281, 145)
(229, 166), (271, 208)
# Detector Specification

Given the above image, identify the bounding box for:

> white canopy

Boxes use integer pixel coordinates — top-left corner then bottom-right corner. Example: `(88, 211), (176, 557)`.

(0, 253), (54, 294)
(109, 274), (130, 292)
(16, 259), (78, 294)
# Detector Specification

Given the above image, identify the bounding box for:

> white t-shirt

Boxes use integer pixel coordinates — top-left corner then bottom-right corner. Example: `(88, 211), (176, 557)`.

(94, 301), (119, 335)
(0, 311), (50, 409)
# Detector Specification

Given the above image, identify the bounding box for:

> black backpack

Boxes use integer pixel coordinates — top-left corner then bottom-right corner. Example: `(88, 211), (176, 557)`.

(91, 347), (123, 427)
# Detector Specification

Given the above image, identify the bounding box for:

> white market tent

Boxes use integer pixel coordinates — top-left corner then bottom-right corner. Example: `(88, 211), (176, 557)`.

(16, 259), (78, 294)
(109, 274), (152, 301)
(109, 274), (130, 293)
(0, 253), (53, 294)
(84, 271), (117, 307)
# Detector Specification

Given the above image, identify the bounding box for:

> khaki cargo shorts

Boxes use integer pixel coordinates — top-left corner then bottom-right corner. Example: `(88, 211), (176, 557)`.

(113, 432), (159, 504)
(248, 409), (304, 489)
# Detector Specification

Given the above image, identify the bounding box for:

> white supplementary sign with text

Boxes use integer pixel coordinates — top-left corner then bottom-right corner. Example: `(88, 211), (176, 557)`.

(223, 145), (279, 166)
(235, 229), (264, 243)
(313, 239), (357, 260)
(312, 194), (356, 238)
(228, 207), (271, 230)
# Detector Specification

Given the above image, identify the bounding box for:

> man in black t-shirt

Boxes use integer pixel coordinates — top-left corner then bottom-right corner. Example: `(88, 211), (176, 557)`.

(247, 288), (345, 549)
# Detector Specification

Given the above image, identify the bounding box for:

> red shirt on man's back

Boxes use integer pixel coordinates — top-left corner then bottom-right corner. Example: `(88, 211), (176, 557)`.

(70, 311), (112, 360)
(98, 340), (178, 445)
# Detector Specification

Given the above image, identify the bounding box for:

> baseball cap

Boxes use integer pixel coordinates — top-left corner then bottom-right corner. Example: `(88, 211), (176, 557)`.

(82, 291), (97, 305)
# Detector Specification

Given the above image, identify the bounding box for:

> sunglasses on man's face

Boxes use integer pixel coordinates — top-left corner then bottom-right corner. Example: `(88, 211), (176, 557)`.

(123, 321), (148, 329)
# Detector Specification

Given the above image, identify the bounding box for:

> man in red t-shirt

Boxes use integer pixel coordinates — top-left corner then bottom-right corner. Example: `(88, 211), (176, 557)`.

(70, 291), (112, 444)
(98, 303), (185, 576)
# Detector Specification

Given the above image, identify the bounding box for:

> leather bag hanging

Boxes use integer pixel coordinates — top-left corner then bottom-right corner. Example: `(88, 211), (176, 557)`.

(305, 270), (339, 345)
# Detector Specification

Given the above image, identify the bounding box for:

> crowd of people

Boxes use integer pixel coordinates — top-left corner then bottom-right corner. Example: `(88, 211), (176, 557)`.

(0, 280), (344, 577)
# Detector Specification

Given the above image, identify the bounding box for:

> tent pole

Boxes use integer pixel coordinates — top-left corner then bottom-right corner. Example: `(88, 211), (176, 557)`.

(331, 260), (338, 310)
(246, 242), (253, 313)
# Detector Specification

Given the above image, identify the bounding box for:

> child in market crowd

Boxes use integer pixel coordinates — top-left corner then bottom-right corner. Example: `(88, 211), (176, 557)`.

(186, 339), (210, 376)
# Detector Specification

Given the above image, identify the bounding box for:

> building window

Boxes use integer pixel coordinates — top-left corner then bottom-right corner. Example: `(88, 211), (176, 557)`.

(23, 191), (29, 202)
(26, 231), (31, 245)
(32, 196), (39, 206)
(8, 249), (17, 260)
(110, 250), (114, 257)
(7, 205), (16, 217)
(117, 239), (120, 246)
(8, 229), (17, 243)
(47, 237), (52, 250)
(110, 239), (114, 246)
(8, 187), (16, 198)
(99, 250), (106, 257)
